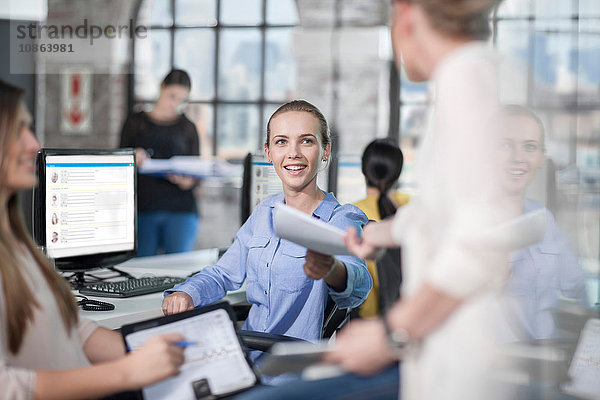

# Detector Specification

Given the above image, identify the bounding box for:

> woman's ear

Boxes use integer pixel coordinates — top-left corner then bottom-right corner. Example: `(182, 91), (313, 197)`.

(264, 143), (271, 163)
(322, 143), (331, 161)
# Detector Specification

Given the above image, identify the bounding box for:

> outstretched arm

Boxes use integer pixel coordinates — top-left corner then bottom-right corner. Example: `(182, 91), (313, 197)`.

(33, 333), (185, 400)
(344, 220), (398, 260)
(324, 283), (461, 375)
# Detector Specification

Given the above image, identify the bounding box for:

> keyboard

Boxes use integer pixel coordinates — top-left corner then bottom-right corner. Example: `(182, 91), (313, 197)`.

(79, 276), (187, 298)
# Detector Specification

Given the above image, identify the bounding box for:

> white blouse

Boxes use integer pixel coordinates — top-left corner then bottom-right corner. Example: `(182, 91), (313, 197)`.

(391, 42), (512, 400)
(0, 250), (97, 400)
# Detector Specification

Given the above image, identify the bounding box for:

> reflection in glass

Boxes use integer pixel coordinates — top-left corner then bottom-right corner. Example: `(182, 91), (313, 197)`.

(174, 29), (215, 101)
(266, 0), (299, 25)
(538, 110), (574, 167)
(134, 29), (171, 101)
(580, 0), (600, 16)
(577, 19), (600, 105)
(217, 104), (260, 159)
(184, 103), (214, 156)
(265, 28), (297, 101)
(532, 20), (576, 106)
(221, 0), (263, 26)
(496, 0), (532, 17)
(219, 29), (262, 100)
(535, 0), (574, 18)
(496, 20), (530, 104)
(175, 0), (217, 26)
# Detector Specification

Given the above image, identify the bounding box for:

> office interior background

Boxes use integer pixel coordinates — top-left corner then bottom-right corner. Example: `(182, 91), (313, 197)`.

(0, 0), (598, 307)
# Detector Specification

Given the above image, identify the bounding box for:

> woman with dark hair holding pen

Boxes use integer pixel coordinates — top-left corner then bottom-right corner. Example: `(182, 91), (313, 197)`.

(0, 80), (185, 399)
(120, 69), (200, 257)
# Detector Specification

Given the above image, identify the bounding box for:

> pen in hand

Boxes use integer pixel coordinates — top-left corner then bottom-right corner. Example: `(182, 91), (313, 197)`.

(126, 340), (197, 352)
(173, 340), (197, 348)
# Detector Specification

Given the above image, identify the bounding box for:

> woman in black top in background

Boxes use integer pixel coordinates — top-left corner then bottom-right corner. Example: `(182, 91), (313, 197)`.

(120, 69), (200, 256)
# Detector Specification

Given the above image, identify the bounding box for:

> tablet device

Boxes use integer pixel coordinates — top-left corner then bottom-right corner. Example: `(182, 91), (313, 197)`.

(121, 302), (259, 400)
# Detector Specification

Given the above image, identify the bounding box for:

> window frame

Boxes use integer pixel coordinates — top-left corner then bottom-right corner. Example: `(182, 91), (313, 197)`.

(130, 0), (298, 158)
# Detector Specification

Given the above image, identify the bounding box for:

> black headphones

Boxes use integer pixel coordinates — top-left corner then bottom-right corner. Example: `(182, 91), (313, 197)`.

(76, 295), (115, 312)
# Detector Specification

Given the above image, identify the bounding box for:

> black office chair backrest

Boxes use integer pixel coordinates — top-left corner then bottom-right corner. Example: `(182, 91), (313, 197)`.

(322, 296), (350, 339)
(238, 295), (351, 352)
(376, 247), (402, 315)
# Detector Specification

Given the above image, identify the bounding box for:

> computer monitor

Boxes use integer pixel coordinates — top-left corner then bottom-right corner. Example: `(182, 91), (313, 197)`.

(241, 153), (284, 224)
(33, 148), (136, 283)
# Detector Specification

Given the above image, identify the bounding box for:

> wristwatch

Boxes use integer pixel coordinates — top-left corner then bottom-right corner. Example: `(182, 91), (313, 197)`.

(381, 316), (411, 358)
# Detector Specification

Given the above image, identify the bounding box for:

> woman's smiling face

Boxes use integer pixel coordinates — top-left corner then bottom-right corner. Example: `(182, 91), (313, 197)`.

(4, 104), (40, 195)
(495, 115), (545, 197)
(265, 111), (330, 194)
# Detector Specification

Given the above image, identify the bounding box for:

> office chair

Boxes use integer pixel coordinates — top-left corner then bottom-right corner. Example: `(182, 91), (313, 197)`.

(236, 297), (351, 352)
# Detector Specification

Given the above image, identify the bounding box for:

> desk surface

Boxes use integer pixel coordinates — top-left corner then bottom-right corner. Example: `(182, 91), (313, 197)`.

(77, 249), (246, 329)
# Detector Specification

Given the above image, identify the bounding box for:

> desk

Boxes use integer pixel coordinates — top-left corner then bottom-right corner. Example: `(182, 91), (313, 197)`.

(77, 249), (247, 330)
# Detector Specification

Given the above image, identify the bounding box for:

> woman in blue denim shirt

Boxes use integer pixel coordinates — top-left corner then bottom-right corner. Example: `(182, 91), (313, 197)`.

(494, 105), (587, 341)
(162, 100), (371, 355)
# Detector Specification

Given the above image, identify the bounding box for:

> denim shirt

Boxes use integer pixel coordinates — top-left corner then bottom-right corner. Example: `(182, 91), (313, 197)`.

(165, 192), (371, 344)
(503, 199), (587, 340)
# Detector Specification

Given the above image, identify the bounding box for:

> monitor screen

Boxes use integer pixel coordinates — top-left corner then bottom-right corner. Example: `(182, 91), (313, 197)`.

(33, 148), (137, 271)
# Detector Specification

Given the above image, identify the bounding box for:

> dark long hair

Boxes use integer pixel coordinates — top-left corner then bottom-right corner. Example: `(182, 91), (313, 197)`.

(0, 80), (78, 354)
(361, 139), (404, 220)
(162, 69), (191, 90)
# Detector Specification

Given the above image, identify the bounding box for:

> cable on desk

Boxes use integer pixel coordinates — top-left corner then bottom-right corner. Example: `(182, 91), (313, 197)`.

(75, 295), (115, 311)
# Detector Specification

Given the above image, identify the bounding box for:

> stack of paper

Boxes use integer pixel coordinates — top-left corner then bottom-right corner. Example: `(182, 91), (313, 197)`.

(138, 156), (241, 179)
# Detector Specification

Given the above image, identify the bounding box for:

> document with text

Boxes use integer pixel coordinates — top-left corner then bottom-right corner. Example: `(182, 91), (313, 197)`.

(122, 304), (257, 399)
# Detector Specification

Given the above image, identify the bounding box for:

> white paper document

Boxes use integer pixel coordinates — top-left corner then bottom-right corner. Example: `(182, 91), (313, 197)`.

(273, 203), (351, 256)
(138, 156), (240, 179)
(259, 341), (332, 376)
(562, 318), (600, 399)
(475, 208), (546, 251)
(124, 308), (256, 399)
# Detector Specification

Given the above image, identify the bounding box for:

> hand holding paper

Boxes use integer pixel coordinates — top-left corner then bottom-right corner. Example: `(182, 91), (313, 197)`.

(273, 203), (352, 256)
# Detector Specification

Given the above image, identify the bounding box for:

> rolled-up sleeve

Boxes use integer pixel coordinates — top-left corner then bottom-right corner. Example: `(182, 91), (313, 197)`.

(328, 205), (372, 309)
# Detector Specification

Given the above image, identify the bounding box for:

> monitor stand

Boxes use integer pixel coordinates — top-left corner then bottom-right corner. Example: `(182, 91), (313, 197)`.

(70, 271), (87, 290)
(64, 267), (133, 290)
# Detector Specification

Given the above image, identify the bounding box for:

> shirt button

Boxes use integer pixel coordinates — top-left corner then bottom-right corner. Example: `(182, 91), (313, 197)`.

(264, 290), (267, 295)
(266, 263), (269, 268)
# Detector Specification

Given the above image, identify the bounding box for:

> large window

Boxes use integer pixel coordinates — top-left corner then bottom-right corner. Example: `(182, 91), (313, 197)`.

(133, 0), (299, 159)
(393, 0), (600, 303)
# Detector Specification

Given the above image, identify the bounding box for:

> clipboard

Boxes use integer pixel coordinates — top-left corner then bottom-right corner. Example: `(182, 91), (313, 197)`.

(121, 302), (259, 400)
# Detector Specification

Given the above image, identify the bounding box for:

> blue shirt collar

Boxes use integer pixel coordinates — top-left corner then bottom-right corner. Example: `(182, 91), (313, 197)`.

(266, 191), (338, 222)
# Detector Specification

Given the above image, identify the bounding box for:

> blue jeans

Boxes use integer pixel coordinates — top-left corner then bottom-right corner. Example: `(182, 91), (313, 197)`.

(137, 212), (199, 257)
(236, 364), (400, 400)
